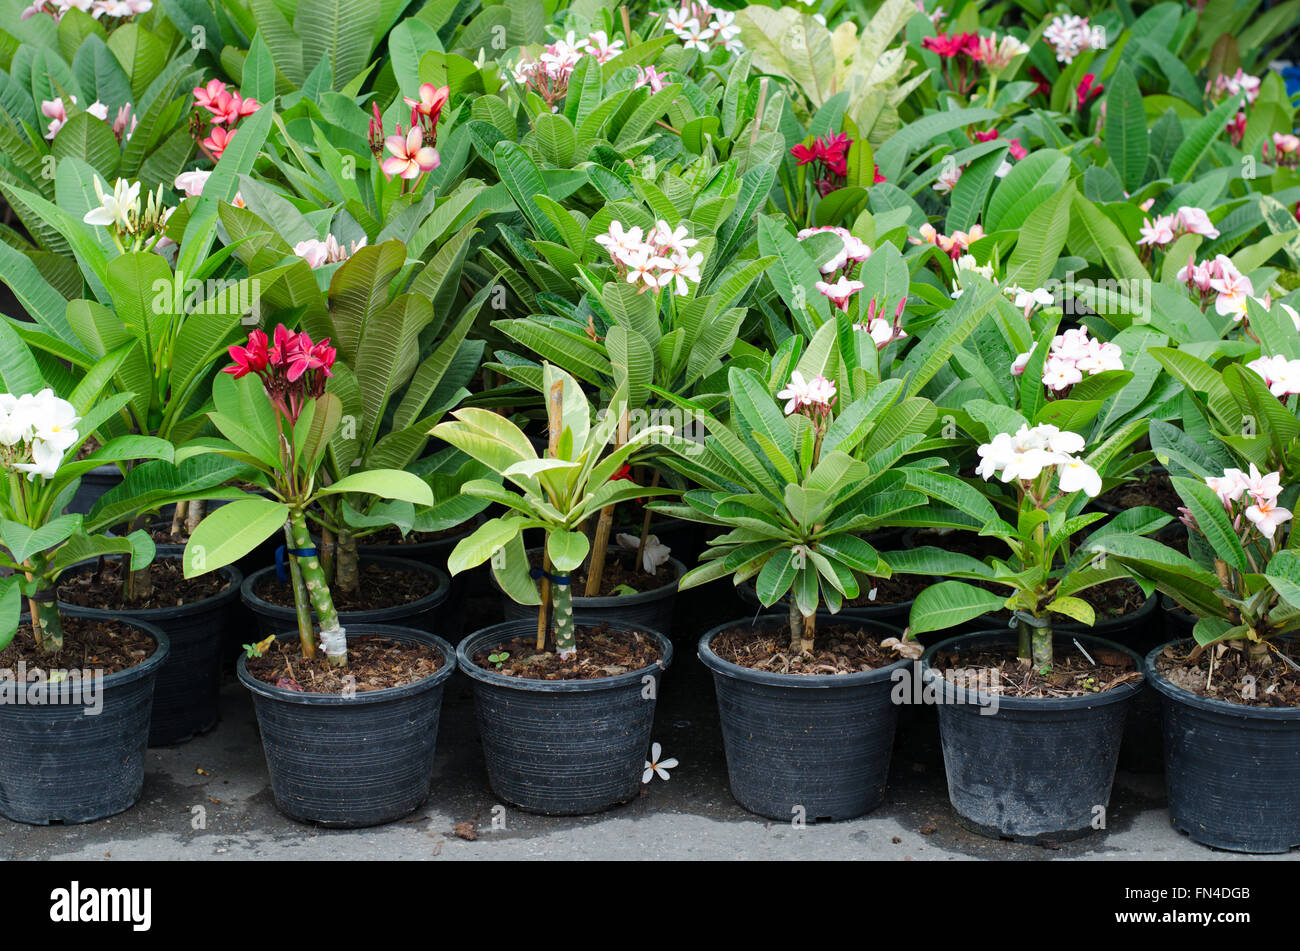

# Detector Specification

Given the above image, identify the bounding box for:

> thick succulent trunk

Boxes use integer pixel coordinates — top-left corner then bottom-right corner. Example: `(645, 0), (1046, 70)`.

(287, 511), (346, 666)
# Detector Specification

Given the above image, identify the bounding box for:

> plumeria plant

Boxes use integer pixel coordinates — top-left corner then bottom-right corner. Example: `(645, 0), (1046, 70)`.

(649, 358), (934, 657)
(1097, 445), (1300, 671)
(0, 358), (175, 649)
(435, 366), (674, 658)
(181, 325), (434, 667)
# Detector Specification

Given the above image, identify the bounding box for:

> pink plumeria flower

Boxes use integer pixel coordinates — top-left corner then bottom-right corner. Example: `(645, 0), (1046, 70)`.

(815, 276), (865, 311)
(1137, 214), (1176, 246)
(634, 65), (666, 92)
(381, 125), (440, 180)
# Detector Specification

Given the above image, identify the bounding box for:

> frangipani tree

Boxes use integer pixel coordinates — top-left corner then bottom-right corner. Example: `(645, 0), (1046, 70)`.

(182, 325), (434, 667)
(435, 366), (673, 659)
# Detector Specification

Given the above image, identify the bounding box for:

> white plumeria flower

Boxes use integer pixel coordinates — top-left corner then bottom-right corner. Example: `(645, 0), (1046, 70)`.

(83, 176), (141, 231)
(1246, 496), (1292, 539)
(617, 533), (671, 573)
(933, 163), (962, 194)
(642, 741), (678, 782)
(1056, 456), (1102, 497)
(1206, 469), (1249, 507)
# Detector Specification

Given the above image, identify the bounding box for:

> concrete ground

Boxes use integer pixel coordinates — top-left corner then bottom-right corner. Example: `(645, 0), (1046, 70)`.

(2, 582), (1294, 861)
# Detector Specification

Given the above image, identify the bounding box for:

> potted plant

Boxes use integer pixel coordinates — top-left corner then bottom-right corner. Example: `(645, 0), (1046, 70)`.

(651, 356), (934, 822)
(1100, 340), (1300, 852)
(182, 324), (457, 827)
(0, 377), (176, 823)
(893, 413), (1165, 841)
(435, 365), (675, 815)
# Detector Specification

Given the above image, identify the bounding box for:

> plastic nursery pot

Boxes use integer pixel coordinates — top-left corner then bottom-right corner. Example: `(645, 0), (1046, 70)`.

(58, 548), (242, 746)
(0, 610), (170, 824)
(1145, 639), (1300, 853)
(920, 629), (1143, 843)
(238, 625), (456, 828)
(698, 613), (911, 822)
(354, 516), (484, 641)
(492, 548), (686, 637)
(457, 619), (673, 816)
(64, 463), (123, 516)
(241, 555), (451, 639)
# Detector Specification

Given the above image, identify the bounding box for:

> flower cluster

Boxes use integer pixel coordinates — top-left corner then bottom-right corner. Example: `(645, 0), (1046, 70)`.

(82, 176), (173, 251)
(403, 83), (449, 143)
(294, 235), (367, 268)
(791, 133), (852, 196)
(777, 371), (836, 422)
(973, 32), (1030, 73)
(1012, 327), (1123, 392)
(912, 221), (984, 259)
(40, 96), (134, 142)
(1206, 69), (1261, 147)
(663, 3), (742, 55)
(21, 0), (149, 21)
(225, 326), (337, 424)
(1177, 254), (1258, 319)
(1263, 133), (1300, 168)
(191, 79), (260, 161)
(923, 31), (983, 93)
(798, 225), (871, 276)
(595, 220), (702, 296)
(1042, 14), (1101, 64)
(1246, 354), (1300, 398)
(852, 297), (908, 349)
(1136, 206), (1220, 247)
(510, 31), (623, 110)
(0, 390), (80, 481)
(976, 425), (1101, 496)
(1204, 465), (1292, 540)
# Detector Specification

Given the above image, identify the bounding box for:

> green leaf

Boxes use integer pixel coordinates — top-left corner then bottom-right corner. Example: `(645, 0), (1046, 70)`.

(183, 498), (289, 577)
(316, 469), (435, 505)
(909, 580), (1006, 634)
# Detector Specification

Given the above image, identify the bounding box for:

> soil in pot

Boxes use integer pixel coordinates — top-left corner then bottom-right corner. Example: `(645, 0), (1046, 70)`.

(927, 641), (1142, 698)
(1153, 640), (1300, 707)
(253, 560), (436, 612)
(1096, 467), (1180, 515)
(469, 623), (661, 680)
(57, 556), (230, 610)
(358, 524), (468, 547)
(711, 621), (904, 674)
(2, 616), (158, 673)
(245, 634), (444, 694)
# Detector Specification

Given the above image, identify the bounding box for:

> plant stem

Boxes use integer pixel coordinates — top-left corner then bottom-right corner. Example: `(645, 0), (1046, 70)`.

(185, 498), (205, 536)
(335, 528), (360, 598)
(536, 549), (552, 652)
(1031, 617), (1053, 671)
(800, 611), (816, 655)
(287, 510), (347, 666)
(1017, 617), (1031, 659)
(27, 590), (62, 652)
(283, 523), (316, 660)
(585, 406), (629, 597)
(787, 600), (802, 654)
(170, 501), (186, 536)
(553, 574), (575, 658)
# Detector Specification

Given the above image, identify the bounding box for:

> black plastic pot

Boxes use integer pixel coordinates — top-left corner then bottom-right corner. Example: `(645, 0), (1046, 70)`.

(457, 619), (672, 815)
(58, 549), (242, 747)
(699, 613), (910, 822)
(493, 549), (685, 637)
(1145, 639), (1300, 853)
(238, 625), (456, 827)
(354, 517), (483, 640)
(0, 611), (169, 824)
(921, 629), (1143, 842)
(241, 555), (451, 639)
(65, 463), (123, 515)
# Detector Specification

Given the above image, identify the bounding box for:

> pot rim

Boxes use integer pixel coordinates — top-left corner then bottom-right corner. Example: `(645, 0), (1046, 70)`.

(236, 625), (457, 705)
(1144, 638), (1300, 720)
(488, 548), (686, 607)
(457, 619), (672, 693)
(56, 552), (242, 620)
(241, 554), (450, 620)
(919, 629), (1144, 711)
(6, 610), (170, 691)
(698, 612), (910, 689)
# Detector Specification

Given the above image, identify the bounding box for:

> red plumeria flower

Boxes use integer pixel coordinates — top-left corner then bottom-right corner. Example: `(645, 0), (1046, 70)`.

(404, 83), (449, 127)
(224, 329), (269, 378)
(1028, 66), (1052, 98)
(974, 128), (1000, 142)
(610, 463), (633, 482)
(873, 164), (886, 184)
(1008, 138), (1027, 160)
(286, 336), (336, 383)
(923, 32), (979, 59)
(193, 79), (228, 112)
(202, 125), (235, 159)
(1076, 74), (1104, 108)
